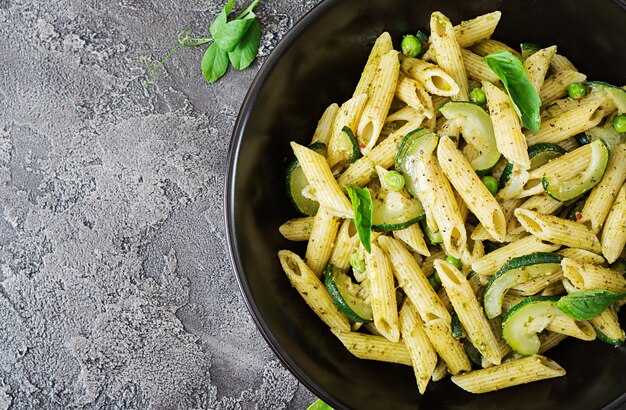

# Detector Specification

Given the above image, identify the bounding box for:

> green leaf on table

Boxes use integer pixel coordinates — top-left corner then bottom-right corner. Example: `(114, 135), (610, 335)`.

(201, 42), (229, 83)
(483, 50), (541, 133)
(345, 185), (372, 253)
(228, 19), (261, 70)
(556, 289), (626, 320)
(210, 0), (235, 39)
(213, 12), (256, 52)
(307, 398), (334, 410)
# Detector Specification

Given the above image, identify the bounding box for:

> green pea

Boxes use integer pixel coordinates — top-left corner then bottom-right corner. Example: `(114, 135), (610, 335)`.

(481, 175), (499, 196)
(415, 30), (429, 43)
(612, 114), (626, 133)
(445, 255), (462, 270)
(428, 272), (441, 291)
(401, 35), (421, 58)
(567, 82), (587, 100)
(350, 253), (365, 272)
(383, 170), (405, 191)
(470, 88), (487, 105)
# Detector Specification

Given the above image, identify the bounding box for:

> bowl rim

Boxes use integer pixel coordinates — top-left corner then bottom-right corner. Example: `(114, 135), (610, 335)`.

(224, 0), (348, 408)
(224, 1), (626, 409)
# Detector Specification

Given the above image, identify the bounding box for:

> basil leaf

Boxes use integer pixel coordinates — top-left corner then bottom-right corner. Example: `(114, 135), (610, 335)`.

(209, 0), (235, 39)
(345, 185), (372, 253)
(201, 42), (229, 83)
(307, 399), (334, 410)
(228, 19), (261, 69)
(484, 51), (541, 133)
(556, 290), (626, 320)
(213, 12), (255, 52)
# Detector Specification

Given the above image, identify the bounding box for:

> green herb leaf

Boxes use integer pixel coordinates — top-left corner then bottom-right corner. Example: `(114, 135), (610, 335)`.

(201, 42), (229, 83)
(210, 0), (235, 39)
(345, 185), (372, 253)
(213, 12), (256, 52)
(228, 18), (261, 70)
(307, 399), (334, 410)
(556, 290), (626, 320)
(484, 51), (541, 133)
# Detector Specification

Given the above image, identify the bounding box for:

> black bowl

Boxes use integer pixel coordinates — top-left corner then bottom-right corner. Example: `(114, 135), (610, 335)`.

(225, 1), (626, 409)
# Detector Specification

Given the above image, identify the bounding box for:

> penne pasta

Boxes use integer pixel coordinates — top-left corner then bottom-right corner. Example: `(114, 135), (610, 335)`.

(539, 70), (588, 107)
(327, 93), (369, 171)
(366, 242), (401, 342)
(278, 250), (350, 332)
(329, 219), (360, 271)
(423, 317), (471, 375)
(311, 103), (339, 145)
(601, 183), (626, 263)
(483, 81), (531, 169)
(353, 32), (393, 97)
(429, 12), (470, 101)
(305, 206), (340, 276)
(562, 258), (626, 292)
(515, 209), (602, 253)
(279, 216), (314, 241)
(523, 46), (557, 94)
(393, 222), (430, 257)
(332, 330), (412, 366)
(400, 55), (460, 97)
(451, 355), (566, 394)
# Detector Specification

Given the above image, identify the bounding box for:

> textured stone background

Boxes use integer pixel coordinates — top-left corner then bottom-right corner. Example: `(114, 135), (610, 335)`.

(0, 0), (321, 408)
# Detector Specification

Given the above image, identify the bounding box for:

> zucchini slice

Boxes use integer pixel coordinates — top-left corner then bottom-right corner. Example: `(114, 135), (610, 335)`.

(394, 127), (435, 196)
(286, 142), (327, 215)
(324, 264), (373, 323)
(520, 42), (541, 59)
(371, 187), (425, 231)
(462, 339), (483, 367)
(330, 126), (361, 174)
(421, 219), (443, 245)
(502, 296), (561, 355)
(586, 81), (626, 114)
(542, 139), (609, 201)
(484, 252), (564, 319)
(451, 311), (464, 339)
(595, 328), (625, 347)
(499, 143), (565, 188)
(439, 101), (501, 175)
(583, 114), (626, 151)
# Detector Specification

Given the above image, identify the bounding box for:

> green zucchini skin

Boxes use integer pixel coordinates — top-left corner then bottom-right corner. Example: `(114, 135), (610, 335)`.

(324, 264), (373, 323)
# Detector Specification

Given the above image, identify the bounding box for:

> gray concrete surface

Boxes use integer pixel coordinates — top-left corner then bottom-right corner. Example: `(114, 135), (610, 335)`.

(0, 0), (321, 408)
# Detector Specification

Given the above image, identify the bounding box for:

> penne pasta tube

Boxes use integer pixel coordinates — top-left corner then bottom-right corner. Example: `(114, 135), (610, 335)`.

(539, 70), (587, 107)
(590, 307), (625, 342)
(550, 54), (577, 73)
(471, 39), (521, 58)
(538, 332), (568, 354)
(461, 48), (501, 83)
(558, 247), (605, 265)
(279, 216), (314, 241)
(353, 32), (393, 97)
(523, 46), (557, 94)
(399, 300), (438, 394)
(423, 317), (471, 375)
(366, 242), (401, 342)
(431, 360), (448, 382)
(305, 207), (340, 276)
(453, 11), (502, 48)
(451, 355), (566, 394)
(358, 50), (400, 154)
(400, 55), (460, 97)
(430, 12), (469, 101)
(545, 315), (596, 341)
(580, 144), (626, 234)
(435, 260), (501, 364)
(515, 208), (602, 253)
(526, 96), (610, 145)
(378, 236), (451, 322)
(278, 250), (350, 332)
(311, 103), (339, 145)
(562, 258), (626, 292)
(291, 142), (353, 218)
(483, 81), (531, 169)
(471, 235), (560, 276)
(332, 330), (412, 366)
(329, 219), (360, 271)
(437, 136), (506, 241)
(395, 73), (434, 118)
(601, 183), (626, 263)
(393, 222), (430, 257)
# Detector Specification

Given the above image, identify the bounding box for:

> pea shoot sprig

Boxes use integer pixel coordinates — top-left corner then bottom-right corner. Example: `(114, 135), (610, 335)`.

(140, 0), (261, 86)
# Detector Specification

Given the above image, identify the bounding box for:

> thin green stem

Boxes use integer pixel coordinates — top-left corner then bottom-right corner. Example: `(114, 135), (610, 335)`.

(236, 0), (260, 20)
